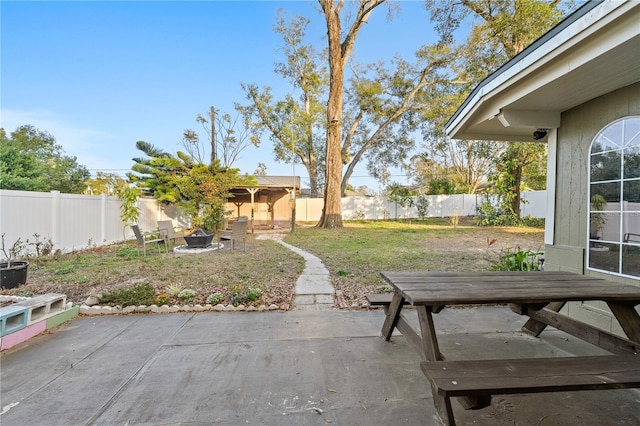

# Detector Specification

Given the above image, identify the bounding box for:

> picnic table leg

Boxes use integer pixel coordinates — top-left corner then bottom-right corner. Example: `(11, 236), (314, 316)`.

(607, 302), (640, 343)
(521, 301), (565, 336)
(417, 306), (489, 423)
(417, 306), (442, 361)
(416, 306), (456, 425)
(381, 292), (405, 341)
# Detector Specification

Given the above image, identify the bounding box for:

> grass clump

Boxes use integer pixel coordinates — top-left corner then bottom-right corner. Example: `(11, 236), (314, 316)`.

(99, 283), (156, 307)
(116, 247), (138, 259)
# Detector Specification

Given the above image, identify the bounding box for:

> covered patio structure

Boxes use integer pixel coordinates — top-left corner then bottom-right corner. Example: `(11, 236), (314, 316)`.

(227, 175), (300, 232)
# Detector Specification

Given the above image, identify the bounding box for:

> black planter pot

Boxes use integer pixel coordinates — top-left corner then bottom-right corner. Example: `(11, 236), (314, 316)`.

(1, 261), (29, 289)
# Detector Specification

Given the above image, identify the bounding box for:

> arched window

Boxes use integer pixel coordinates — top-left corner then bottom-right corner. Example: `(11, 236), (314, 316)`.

(588, 116), (640, 278)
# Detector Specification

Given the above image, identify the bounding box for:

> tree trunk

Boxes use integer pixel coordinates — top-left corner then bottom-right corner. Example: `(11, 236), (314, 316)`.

(511, 164), (523, 219)
(210, 106), (216, 163)
(318, 1), (344, 228)
(317, 0), (384, 228)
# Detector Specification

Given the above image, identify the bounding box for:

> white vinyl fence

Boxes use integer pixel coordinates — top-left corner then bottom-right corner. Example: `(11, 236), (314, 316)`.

(297, 191), (547, 222)
(0, 189), (546, 255)
(0, 190), (188, 256)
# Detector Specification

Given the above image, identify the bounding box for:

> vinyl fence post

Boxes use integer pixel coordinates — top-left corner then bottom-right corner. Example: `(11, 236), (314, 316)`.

(51, 191), (60, 249)
(101, 193), (107, 244)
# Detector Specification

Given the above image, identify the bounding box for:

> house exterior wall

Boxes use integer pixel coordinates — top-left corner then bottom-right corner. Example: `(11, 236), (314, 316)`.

(545, 81), (640, 330)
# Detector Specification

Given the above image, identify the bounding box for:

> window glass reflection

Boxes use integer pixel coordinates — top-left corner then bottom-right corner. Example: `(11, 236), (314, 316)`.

(600, 212), (620, 242)
(598, 121), (624, 149)
(622, 117), (640, 148)
(623, 180), (640, 204)
(591, 182), (620, 203)
(589, 117), (640, 278)
(624, 149), (640, 179)
(589, 243), (620, 273)
(622, 246), (640, 276)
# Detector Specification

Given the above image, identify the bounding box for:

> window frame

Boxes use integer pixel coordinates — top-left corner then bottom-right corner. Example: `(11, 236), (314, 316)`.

(587, 115), (640, 279)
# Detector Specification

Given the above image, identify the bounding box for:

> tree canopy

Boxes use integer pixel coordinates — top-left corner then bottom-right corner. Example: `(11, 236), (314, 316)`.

(415, 0), (567, 218)
(0, 125), (90, 193)
(181, 106), (258, 168)
(129, 141), (256, 230)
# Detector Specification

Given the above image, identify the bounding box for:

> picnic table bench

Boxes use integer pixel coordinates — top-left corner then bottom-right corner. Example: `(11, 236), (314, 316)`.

(373, 271), (640, 426)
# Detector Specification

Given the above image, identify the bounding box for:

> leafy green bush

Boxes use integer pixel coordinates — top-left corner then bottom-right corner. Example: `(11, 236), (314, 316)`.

(415, 195), (430, 219)
(100, 283), (156, 307)
(491, 246), (543, 271)
(521, 215), (545, 228)
(476, 200), (518, 226)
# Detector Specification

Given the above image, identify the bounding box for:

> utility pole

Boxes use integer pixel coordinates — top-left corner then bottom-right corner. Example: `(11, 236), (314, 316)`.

(210, 106), (216, 163)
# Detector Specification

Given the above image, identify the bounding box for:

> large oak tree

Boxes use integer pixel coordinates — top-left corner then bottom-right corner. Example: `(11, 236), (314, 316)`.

(317, 0), (386, 228)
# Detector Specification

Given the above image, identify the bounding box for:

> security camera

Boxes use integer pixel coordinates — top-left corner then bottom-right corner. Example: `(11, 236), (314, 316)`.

(533, 129), (548, 140)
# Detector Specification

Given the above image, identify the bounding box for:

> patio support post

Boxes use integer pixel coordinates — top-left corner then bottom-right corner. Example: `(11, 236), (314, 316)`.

(247, 188), (258, 234)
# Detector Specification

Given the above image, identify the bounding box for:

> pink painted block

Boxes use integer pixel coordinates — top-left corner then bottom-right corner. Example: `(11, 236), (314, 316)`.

(0, 320), (46, 351)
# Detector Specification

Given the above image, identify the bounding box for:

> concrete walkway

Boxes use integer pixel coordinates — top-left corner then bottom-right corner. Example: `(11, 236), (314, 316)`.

(256, 234), (335, 310)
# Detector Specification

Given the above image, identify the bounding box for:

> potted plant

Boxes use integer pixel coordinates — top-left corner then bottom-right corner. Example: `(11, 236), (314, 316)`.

(1, 233), (29, 289)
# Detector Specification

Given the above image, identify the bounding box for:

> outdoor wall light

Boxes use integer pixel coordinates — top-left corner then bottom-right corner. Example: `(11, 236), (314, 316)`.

(533, 128), (549, 140)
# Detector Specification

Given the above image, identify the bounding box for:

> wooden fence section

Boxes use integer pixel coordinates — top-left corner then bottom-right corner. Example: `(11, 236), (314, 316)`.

(0, 189), (546, 255)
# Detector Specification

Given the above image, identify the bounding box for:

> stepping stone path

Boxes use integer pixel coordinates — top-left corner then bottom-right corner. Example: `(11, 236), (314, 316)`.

(256, 234), (335, 310)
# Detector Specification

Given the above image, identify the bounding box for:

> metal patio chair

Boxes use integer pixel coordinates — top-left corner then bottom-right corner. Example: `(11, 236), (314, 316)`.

(217, 219), (247, 253)
(131, 224), (167, 256)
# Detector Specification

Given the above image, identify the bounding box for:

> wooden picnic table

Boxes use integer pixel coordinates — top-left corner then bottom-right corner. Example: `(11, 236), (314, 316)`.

(376, 271), (640, 425)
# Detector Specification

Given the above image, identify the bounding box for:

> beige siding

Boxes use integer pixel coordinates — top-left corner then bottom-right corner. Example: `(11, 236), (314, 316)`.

(546, 82), (640, 334)
(547, 81), (640, 273)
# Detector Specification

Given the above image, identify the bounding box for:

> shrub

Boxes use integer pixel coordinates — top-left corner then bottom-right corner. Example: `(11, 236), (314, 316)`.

(476, 200), (518, 226)
(206, 292), (224, 305)
(244, 287), (263, 302)
(178, 289), (196, 304)
(415, 195), (430, 220)
(521, 215), (545, 228)
(100, 283), (156, 307)
(491, 246), (543, 271)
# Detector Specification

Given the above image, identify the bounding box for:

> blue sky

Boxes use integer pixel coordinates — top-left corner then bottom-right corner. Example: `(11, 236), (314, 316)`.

(1, 1), (440, 192)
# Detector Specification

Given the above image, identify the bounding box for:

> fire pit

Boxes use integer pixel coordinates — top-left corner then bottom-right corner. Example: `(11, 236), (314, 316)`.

(184, 229), (214, 248)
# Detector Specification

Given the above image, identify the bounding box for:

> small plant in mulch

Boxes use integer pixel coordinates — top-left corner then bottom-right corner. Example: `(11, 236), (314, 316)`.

(166, 283), (184, 298)
(228, 284), (263, 306)
(177, 289), (196, 304)
(156, 293), (170, 305)
(376, 284), (394, 294)
(99, 283), (156, 307)
(206, 288), (224, 305)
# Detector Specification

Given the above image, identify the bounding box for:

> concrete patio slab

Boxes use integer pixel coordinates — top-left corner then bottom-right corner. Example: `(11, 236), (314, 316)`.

(1, 308), (638, 425)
